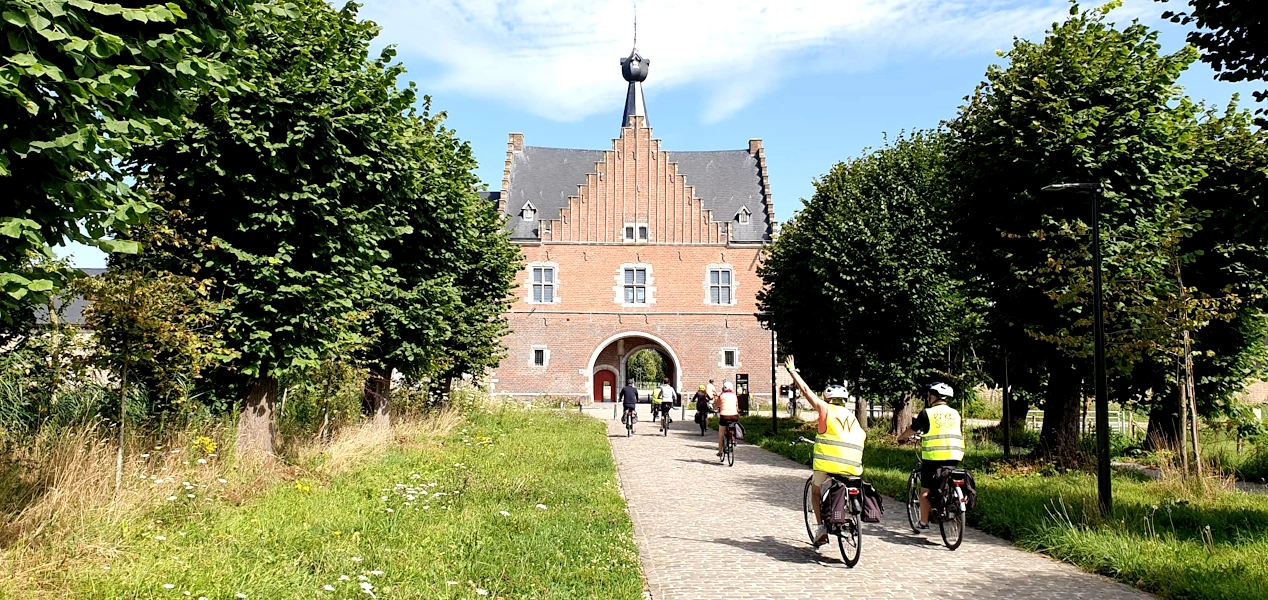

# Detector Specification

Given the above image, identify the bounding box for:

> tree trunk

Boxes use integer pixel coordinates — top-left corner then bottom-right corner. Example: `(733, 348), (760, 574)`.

(365, 368), (392, 429)
(115, 361), (127, 493)
(1183, 329), (1202, 475)
(1039, 363), (1082, 458)
(891, 393), (914, 435)
(855, 396), (868, 430)
(998, 385), (1028, 429)
(1143, 393), (1182, 452)
(237, 376), (279, 459)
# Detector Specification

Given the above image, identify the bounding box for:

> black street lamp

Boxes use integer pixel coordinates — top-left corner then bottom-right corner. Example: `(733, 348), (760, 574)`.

(1041, 182), (1111, 516)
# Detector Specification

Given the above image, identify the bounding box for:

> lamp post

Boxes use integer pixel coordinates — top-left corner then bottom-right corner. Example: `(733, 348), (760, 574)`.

(770, 327), (778, 434)
(1041, 182), (1111, 516)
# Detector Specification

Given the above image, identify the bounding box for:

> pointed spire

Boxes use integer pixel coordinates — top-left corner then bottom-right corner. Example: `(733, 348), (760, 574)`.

(620, 4), (649, 127)
(620, 46), (649, 127)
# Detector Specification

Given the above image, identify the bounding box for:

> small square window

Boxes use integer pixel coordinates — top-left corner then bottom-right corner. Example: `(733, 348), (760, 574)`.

(638, 226), (648, 240)
(533, 349), (546, 366)
(625, 226), (635, 239)
(723, 350), (736, 367)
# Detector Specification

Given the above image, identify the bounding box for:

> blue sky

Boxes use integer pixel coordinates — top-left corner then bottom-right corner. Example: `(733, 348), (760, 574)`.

(57, 0), (1259, 268)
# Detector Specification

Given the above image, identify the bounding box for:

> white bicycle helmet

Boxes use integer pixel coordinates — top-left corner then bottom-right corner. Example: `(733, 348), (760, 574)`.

(927, 382), (954, 399)
(824, 384), (849, 400)
(722, 380), (734, 391)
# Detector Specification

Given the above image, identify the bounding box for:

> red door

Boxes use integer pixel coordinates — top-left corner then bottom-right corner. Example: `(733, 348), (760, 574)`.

(594, 370), (616, 403)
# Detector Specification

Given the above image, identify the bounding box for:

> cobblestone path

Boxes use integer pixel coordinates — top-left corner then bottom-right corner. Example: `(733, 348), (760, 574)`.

(592, 405), (1151, 600)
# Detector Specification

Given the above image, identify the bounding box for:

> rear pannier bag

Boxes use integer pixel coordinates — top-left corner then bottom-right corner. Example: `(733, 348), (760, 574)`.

(861, 482), (884, 523)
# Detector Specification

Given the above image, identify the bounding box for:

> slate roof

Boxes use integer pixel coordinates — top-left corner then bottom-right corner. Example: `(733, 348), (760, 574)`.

(33, 267), (106, 326)
(503, 146), (770, 243)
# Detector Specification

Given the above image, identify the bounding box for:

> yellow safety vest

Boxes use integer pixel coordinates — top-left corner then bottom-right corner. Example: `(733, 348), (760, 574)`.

(653, 387), (662, 402)
(813, 404), (866, 476)
(921, 403), (964, 461)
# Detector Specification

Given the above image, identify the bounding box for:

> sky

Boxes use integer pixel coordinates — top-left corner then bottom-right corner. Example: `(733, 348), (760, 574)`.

(56, 0), (1261, 268)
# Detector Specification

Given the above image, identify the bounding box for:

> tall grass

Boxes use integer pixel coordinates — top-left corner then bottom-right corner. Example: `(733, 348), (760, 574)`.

(2, 399), (642, 599)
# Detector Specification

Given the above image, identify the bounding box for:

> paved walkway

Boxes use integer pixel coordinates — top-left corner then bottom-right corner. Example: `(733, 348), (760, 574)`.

(589, 405), (1151, 600)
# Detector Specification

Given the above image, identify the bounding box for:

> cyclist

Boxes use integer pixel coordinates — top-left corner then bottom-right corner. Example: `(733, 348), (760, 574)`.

(620, 378), (639, 428)
(897, 382), (964, 530)
(706, 379), (717, 401)
(714, 381), (740, 458)
(693, 385), (712, 414)
(658, 378), (676, 426)
(784, 356), (865, 546)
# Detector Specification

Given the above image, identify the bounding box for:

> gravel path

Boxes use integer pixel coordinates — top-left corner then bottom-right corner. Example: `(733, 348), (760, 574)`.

(590, 405), (1152, 600)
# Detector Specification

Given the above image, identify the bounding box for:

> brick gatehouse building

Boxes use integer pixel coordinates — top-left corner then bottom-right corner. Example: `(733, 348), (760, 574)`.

(485, 46), (782, 405)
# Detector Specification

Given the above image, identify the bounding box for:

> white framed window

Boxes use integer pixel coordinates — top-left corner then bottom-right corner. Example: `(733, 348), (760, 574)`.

(622, 222), (649, 242)
(703, 263), (738, 306)
(719, 347), (739, 368)
(623, 267), (647, 304)
(520, 201), (536, 221)
(526, 262), (560, 304)
(737, 205), (751, 225)
(530, 345), (550, 367)
(613, 263), (656, 306)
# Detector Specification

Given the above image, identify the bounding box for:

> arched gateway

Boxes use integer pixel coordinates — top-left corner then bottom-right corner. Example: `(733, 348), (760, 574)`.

(481, 44), (789, 405)
(588, 332), (682, 403)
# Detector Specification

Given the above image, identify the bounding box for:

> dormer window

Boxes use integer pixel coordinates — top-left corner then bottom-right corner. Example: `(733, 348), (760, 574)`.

(736, 205), (752, 225)
(520, 201), (536, 221)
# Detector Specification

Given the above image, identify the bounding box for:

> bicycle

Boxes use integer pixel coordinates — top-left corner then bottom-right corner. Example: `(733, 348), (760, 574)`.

(660, 404), (671, 436)
(903, 434), (967, 550)
(794, 437), (863, 567)
(622, 408), (636, 437)
(720, 420), (737, 466)
(695, 406), (711, 436)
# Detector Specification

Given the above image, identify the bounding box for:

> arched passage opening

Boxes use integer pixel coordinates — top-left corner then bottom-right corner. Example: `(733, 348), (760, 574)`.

(587, 332), (682, 403)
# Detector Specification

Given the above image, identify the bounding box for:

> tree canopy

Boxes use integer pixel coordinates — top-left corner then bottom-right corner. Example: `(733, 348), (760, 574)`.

(1, 0), (250, 329)
(1159, 0), (1268, 116)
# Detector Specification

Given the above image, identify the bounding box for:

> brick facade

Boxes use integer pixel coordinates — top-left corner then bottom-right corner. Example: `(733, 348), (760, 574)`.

(489, 120), (785, 404)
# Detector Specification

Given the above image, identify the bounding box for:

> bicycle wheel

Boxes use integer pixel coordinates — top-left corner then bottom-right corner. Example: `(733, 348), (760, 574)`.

(906, 471), (922, 533)
(802, 477), (817, 545)
(662, 414), (668, 436)
(625, 415), (632, 437)
(940, 504), (964, 550)
(837, 513), (862, 567)
(726, 436), (735, 467)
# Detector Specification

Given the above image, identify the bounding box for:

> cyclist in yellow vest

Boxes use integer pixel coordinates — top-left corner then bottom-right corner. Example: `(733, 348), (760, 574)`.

(898, 382), (964, 530)
(784, 356), (865, 547)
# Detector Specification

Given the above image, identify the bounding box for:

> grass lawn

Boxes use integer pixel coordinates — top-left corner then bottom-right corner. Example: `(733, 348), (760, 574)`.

(733, 415), (1268, 600)
(9, 405), (642, 600)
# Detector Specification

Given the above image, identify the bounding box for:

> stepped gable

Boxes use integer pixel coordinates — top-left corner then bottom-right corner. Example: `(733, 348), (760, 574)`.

(500, 137), (772, 244)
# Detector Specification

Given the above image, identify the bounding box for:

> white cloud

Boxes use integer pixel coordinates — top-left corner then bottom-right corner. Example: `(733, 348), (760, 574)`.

(359, 1), (1145, 123)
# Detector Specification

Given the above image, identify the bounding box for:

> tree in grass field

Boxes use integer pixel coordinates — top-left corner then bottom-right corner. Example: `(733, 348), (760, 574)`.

(947, 3), (1211, 457)
(126, 0), (416, 458)
(1, 0), (249, 332)
(356, 101), (519, 427)
(759, 131), (985, 434)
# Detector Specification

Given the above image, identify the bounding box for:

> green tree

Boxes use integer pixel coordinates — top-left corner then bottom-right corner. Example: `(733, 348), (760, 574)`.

(1158, 0), (1268, 118)
(126, 0), (412, 457)
(759, 131), (982, 432)
(626, 349), (664, 386)
(1, 0), (249, 329)
(948, 3), (1207, 456)
(357, 103), (518, 425)
(82, 267), (228, 489)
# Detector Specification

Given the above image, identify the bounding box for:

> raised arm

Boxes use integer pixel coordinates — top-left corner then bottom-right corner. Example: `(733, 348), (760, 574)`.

(783, 356), (827, 412)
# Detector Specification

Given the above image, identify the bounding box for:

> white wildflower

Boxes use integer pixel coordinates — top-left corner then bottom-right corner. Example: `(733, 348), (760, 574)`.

(217, 478), (227, 484)
(360, 581), (373, 591)
(370, 570), (383, 576)
(197, 459), (207, 465)
(166, 496), (177, 502)
(155, 535), (167, 541)
(476, 588), (488, 596)
(236, 595), (247, 599)
(536, 504), (548, 510)
(163, 584), (175, 589)
(351, 556), (362, 562)
(499, 510), (510, 517)
(339, 575), (350, 581)
(323, 584), (335, 591)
